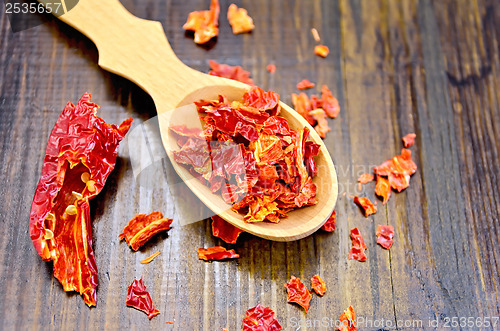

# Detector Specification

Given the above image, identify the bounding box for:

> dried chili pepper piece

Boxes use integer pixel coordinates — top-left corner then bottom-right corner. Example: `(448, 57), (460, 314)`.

(296, 79), (315, 90)
(198, 246), (240, 261)
(402, 133), (416, 148)
(119, 212), (173, 251)
(208, 60), (254, 85)
(374, 148), (417, 192)
(242, 304), (283, 331)
(348, 228), (367, 262)
(321, 210), (336, 232)
(314, 45), (329, 57)
(376, 224), (395, 249)
(227, 4), (255, 34)
(211, 215), (244, 244)
(141, 251), (161, 264)
(375, 175), (391, 204)
(337, 306), (357, 331)
(29, 93), (132, 307)
(309, 108), (330, 138)
(183, 0), (220, 44)
(321, 85), (340, 119)
(353, 196), (377, 217)
(311, 275), (327, 296)
(266, 64), (276, 73)
(284, 276), (312, 313)
(291, 92), (315, 125)
(357, 173), (374, 184)
(126, 277), (160, 319)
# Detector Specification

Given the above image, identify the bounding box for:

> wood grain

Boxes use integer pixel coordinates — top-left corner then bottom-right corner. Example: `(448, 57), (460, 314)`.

(0, 0), (498, 330)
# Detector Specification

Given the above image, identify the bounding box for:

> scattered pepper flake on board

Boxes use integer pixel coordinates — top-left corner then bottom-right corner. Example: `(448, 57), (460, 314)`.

(29, 93), (132, 307)
(337, 306), (357, 331)
(166, 321), (174, 324)
(266, 64), (276, 73)
(140, 251), (161, 264)
(376, 224), (395, 249)
(119, 212), (173, 251)
(242, 304), (282, 331)
(208, 60), (254, 85)
(321, 210), (336, 232)
(171, 86), (321, 223)
(348, 228), (367, 262)
(314, 45), (329, 57)
(375, 175), (391, 204)
(357, 173), (374, 184)
(183, 0), (220, 44)
(321, 85), (340, 119)
(311, 28), (321, 42)
(402, 133), (417, 148)
(373, 148), (417, 192)
(126, 277), (160, 319)
(310, 108), (330, 138)
(198, 246), (240, 261)
(284, 276), (312, 313)
(227, 3), (255, 34)
(296, 79), (315, 90)
(353, 196), (377, 216)
(211, 215), (244, 244)
(311, 275), (327, 296)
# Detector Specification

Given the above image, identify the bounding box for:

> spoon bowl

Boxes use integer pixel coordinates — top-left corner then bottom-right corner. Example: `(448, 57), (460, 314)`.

(40, 0), (338, 241)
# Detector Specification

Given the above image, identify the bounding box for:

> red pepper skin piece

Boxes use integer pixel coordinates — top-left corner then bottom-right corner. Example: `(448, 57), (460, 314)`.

(337, 306), (357, 331)
(208, 60), (254, 85)
(211, 215), (244, 244)
(242, 304), (283, 331)
(198, 246), (240, 261)
(321, 210), (336, 232)
(311, 275), (327, 296)
(402, 133), (416, 148)
(375, 175), (391, 204)
(284, 276), (312, 313)
(348, 228), (367, 262)
(357, 173), (374, 184)
(353, 196), (377, 217)
(376, 224), (395, 249)
(296, 79), (315, 90)
(126, 277), (160, 319)
(29, 93), (132, 307)
(119, 212), (173, 251)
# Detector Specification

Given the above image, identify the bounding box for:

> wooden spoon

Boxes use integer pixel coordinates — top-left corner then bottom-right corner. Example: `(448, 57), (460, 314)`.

(40, 0), (338, 241)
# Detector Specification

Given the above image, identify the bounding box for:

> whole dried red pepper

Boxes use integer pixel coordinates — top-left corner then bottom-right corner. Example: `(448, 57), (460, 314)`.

(284, 276), (312, 313)
(242, 304), (282, 331)
(119, 212), (173, 251)
(126, 276), (160, 319)
(29, 93), (132, 307)
(311, 275), (327, 296)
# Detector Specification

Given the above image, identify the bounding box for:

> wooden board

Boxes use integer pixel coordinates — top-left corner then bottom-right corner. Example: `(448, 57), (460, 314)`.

(0, 0), (498, 330)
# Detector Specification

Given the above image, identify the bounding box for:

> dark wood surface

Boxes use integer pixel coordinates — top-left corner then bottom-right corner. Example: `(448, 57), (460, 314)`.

(1, 0), (499, 330)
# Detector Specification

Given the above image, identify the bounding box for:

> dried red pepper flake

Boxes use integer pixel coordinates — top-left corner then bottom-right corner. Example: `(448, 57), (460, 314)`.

(348, 227), (367, 262)
(126, 277), (160, 320)
(402, 133), (417, 148)
(375, 175), (391, 204)
(374, 148), (417, 192)
(242, 304), (283, 331)
(284, 276), (312, 313)
(296, 79), (315, 90)
(311, 275), (327, 296)
(198, 246), (240, 261)
(353, 196), (377, 217)
(172, 86), (321, 224)
(183, 0), (220, 44)
(337, 306), (357, 331)
(309, 108), (330, 138)
(266, 64), (276, 73)
(29, 93), (132, 307)
(321, 85), (340, 119)
(119, 212), (173, 251)
(208, 60), (254, 85)
(357, 173), (374, 184)
(211, 215), (244, 244)
(227, 4), (255, 34)
(291, 92), (315, 125)
(314, 45), (329, 57)
(321, 210), (336, 232)
(376, 224), (395, 249)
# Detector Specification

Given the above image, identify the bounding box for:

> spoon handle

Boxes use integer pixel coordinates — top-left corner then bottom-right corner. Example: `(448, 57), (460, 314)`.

(39, 0), (210, 110)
